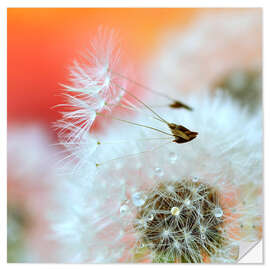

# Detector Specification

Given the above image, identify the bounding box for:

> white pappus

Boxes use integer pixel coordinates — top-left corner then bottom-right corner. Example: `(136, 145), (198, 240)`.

(52, 28), (262, 263)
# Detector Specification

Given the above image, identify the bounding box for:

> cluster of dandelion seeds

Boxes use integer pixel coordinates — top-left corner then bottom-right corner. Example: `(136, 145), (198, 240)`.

(52, 28), (262, 263)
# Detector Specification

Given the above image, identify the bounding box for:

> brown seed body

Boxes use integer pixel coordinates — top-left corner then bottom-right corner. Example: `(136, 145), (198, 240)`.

(169, 101), (193, 111)
(168, 123), (198, 144)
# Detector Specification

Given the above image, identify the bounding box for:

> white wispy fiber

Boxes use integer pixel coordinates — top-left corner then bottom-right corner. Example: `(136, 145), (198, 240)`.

(53, 89), (262, 262)
(56, 27), (129, 143)
(52, 21), (262, 262)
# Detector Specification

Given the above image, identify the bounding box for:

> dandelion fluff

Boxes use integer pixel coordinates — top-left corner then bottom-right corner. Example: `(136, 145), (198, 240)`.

(56, 27), (130, 142)
(52, 92), (262, 263)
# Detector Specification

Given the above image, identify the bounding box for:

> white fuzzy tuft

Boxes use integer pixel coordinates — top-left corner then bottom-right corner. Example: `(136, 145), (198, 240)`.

(52, 22), (262, 263)
(52, 91), (262, 263)
(55, 27), (129, 142)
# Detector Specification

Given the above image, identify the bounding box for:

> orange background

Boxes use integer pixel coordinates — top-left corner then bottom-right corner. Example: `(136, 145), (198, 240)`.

(8, 8), (202, 134)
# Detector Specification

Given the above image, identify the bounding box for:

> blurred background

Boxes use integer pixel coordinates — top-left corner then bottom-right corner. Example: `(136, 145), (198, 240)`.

(8, 8), (202, 132)
(7, 8), (261, 262)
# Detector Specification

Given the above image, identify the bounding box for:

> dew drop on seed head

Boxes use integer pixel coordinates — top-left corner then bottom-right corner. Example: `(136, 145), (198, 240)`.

(120, 204), (129, 216)
(168, 152), (178, 163)
(132, 192), (146, 207)
(148, 214), (154, 221)
(192, 176), (199, 183)
(154, 167), (164, 177)
(184, 199), (191, 207)
(214, 207), (223, 218)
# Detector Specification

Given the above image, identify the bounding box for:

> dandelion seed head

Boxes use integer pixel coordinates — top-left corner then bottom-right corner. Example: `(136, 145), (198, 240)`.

(132, 192), (147, 207)
(134, 179), (226, 262)
(52, 91), (262, 263)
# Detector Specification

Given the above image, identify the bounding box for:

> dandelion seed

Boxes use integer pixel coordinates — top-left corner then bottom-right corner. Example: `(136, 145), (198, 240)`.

(110, 69), (193, 111)
(168, 123), (198, 143)
(169, 100), (193, 110)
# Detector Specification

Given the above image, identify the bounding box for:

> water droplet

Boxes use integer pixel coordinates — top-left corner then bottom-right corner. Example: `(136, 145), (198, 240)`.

(171, 206), (180, 216)
(192, 176), (199, 183)
(154, 167), (164, 177)
(184, 199), (191, 207)
(214, 207), (223, 218)
(162, 229), (170, 238)
(132, 192), (146, 207)
(148, 214), (154, 221)
(168, 152), (178, 163)
(201, 234), (206, 240)
(120, 204), (129, 216)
